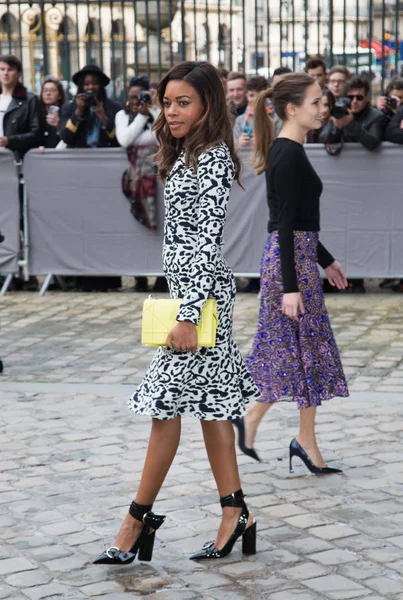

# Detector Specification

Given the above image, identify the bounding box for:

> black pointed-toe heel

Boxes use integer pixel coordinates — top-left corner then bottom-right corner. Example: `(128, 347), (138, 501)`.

(189, 489), (257, 560)
(233, 417), (261, 463)
(289, 438), (342, 475)
(93, 501), (166, 565)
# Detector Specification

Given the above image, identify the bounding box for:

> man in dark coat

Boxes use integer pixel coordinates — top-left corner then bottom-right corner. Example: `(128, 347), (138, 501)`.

(325, 75), (385, 152)
(0, 54), (41, 161)
(60, 65), (120, 148)
(384, 106), (403, 144)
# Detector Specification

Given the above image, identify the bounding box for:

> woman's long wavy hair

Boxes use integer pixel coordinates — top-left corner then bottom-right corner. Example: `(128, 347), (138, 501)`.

(253, 72), (316, 174)
(154, 61), (241, 184)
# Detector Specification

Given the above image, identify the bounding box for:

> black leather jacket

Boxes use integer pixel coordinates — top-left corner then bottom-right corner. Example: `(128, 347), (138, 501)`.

(384, 107), (403, 144)
(1, 82), (41, 160)
(324, 104), (385, 151)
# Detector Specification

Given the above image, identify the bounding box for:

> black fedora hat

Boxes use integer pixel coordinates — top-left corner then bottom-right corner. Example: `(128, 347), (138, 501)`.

(72, 65), (110, 87)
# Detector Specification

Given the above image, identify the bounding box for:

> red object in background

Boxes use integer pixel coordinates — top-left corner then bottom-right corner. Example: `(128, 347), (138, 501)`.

(360, 40), (395, 59)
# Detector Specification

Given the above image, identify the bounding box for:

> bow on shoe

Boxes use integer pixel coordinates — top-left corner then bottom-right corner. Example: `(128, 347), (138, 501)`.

(190, 541), (222, 560)
(94, 546), (137, 565)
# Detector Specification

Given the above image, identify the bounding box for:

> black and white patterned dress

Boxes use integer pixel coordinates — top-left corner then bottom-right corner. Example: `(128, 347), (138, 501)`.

(129, 142), (260, 420)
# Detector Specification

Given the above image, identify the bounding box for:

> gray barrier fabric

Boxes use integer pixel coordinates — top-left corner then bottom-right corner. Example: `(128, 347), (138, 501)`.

(0, 150), (20, 274)
(24, 144), (403, 278)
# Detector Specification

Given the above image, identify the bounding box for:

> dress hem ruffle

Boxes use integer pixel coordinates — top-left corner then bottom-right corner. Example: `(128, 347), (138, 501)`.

(127, 396), (256, 421)
(257, 389), (349, 409)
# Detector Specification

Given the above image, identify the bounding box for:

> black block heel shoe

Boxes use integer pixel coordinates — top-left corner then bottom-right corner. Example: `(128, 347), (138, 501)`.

(289, 438), (342, 475)
(93, 501), (166, 565)
(233, 417), (261, 463)
(189, 489), (257, 560)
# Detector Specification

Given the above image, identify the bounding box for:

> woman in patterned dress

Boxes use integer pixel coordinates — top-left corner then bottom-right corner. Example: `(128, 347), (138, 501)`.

(94, 62), (260, 566)
(234, 73), (349, 473)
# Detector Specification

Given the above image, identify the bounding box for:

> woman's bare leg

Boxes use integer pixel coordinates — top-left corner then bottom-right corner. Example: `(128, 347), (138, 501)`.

(244, 401), (272, 448)
(201, 420), (253, 549)
(297, 406), (326, 467)
(112, 416), (181, 551)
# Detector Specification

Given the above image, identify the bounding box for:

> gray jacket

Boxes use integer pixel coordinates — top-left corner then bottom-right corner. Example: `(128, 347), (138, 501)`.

(233, 103), (281, 143)
(325, 105), (385, 151)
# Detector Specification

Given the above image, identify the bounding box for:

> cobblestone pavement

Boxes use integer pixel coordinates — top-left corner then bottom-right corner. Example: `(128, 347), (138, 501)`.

(1, 290), (403, 600)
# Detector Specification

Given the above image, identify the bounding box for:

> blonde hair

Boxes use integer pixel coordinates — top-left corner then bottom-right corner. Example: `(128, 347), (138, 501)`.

(253, 72), (316, 175)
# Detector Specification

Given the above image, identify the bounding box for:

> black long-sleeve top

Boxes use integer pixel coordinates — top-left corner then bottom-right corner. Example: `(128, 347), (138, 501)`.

(384, 107), (403, 144)
(266, 138), (334, 293)
(41, 119), (61, 148)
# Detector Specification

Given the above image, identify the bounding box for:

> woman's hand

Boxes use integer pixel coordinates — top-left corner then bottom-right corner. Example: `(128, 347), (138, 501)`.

(46, 113), (60, 129)
(165, 321), (198, 352)
(324, 260), (348, 290)
(377, 96), (387, 111)
(137, 102), (151, 116)
(137, 92), (154, 116)
(93, 100), (109, 127)
(75, 93), (87, 116)
(238, 132), (252, 147)
(282, 292), (305, 321)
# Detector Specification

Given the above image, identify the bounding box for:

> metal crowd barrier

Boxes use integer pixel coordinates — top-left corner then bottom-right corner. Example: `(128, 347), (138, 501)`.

(1, 144), (403, 296)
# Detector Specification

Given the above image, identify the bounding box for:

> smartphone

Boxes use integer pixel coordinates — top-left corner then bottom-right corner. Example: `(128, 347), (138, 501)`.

(48, 105), (60, 116)
(244, 123), (252, 138)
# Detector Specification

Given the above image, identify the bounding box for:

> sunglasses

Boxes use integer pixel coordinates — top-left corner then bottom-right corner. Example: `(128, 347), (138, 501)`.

(347, 94), (365, 101)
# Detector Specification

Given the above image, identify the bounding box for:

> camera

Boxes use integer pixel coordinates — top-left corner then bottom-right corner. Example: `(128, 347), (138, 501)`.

(386, 96), (398, 110)
(382, 95), (398, 119)
(85, 90), (97, 106)
(139, 91), (151, 104)
(331, 97), (351, 119)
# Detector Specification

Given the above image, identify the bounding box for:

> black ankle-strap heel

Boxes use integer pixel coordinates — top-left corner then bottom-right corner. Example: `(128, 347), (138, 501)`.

(93, 501), (166, 565)
(189, 489), (257, 560)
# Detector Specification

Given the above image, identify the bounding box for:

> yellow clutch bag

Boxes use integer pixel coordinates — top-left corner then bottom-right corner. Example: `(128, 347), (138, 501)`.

(142, 297), (218, 347)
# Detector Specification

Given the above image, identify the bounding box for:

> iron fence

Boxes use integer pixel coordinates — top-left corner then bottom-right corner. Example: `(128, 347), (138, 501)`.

(0, 0), (401, 98)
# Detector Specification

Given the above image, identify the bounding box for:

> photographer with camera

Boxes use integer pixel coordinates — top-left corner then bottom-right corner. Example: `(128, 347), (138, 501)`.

(115, 76), (160, 149)
(116, 75), (166, 293)
(381, 78), (403, 146)
(376, 77), (403, 127)
(60, 65), (120, 148)
(325, 75), (384, 152)
(384, 104), (403, 145)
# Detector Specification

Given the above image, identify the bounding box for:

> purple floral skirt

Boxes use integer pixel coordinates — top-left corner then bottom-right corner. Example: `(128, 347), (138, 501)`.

(246, 231), (349, 409)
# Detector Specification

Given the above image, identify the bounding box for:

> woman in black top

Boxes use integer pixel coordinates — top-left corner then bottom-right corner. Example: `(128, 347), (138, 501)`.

(39, 76), (65, 148)
(234, 73), (349, 474)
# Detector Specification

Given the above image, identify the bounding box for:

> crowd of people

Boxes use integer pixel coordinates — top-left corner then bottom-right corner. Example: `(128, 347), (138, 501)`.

(1, 53), (403, 293)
